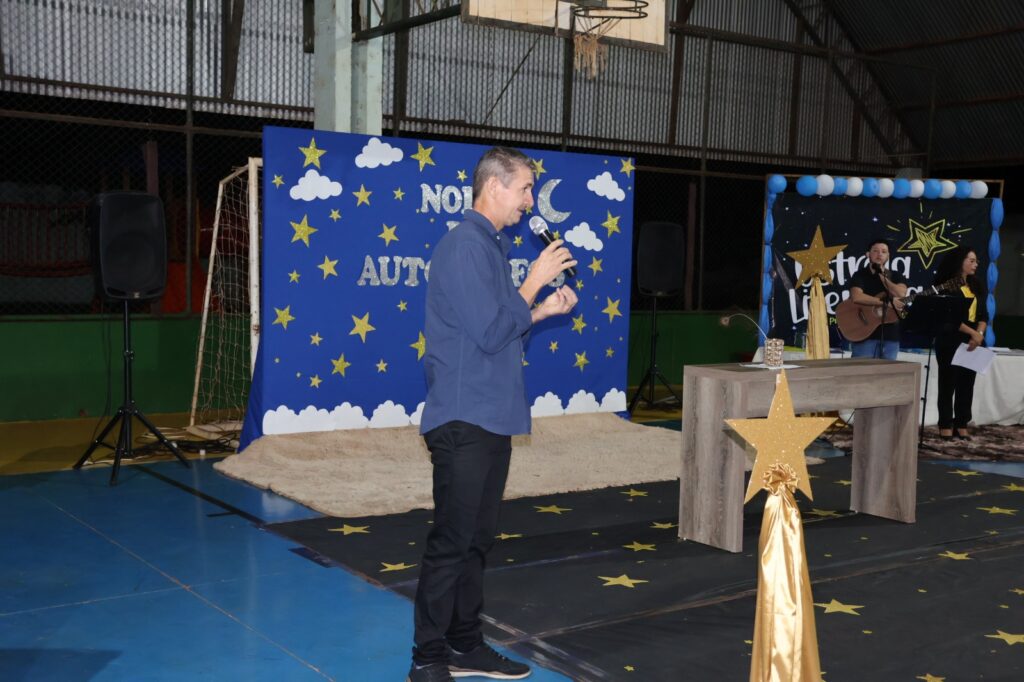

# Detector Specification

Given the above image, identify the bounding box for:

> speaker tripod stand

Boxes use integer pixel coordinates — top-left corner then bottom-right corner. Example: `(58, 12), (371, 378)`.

(628, 296), (681, 413)
(75, 300), (190, 485)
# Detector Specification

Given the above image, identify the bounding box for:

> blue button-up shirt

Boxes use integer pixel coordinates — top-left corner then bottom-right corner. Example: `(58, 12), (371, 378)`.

(419, 209), (533, 436)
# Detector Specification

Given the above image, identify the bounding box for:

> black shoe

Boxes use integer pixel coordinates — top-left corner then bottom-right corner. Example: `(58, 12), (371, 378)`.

(408, 662), (455, 682)
(449, 643), (531, 679)
(956, 431), (972, 441)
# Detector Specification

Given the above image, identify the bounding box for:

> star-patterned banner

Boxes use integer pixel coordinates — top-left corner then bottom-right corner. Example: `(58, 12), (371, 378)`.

(767, 194), (995, 347)
(239, 127), (634, 448)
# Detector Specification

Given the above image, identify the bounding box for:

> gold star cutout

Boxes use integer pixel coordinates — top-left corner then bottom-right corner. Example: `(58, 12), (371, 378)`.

(349, 313), (376, 343)
(272, 174), (284, 188)
(835, 479), (852, 486)
(606, 347), (615, 358)
(949, 470), (981, 477)
(601, 211), (621, 237)
(985, 631), (1024, 646)
(937, 550), (970, 560)
(411, 142), (435, 171)
(899, 218), (958, 269)
(496, 533), (523, 540)
(599, 574), (648, 588)
(574, 279), (584, 291)
(329, 208), (340, 221)
(534, 505), (571, 514)
(786, 225), (847, 286)
(317, 255), (339, 279)
(621, 488), (647, 497)
(727, 370), (834, 503)
(381, 562), (417, 573)
(299, 137), (326, 168)
(310, 332), (323, 346)
(552, 230), (561, 240)
(620, 157), (635, 177)
(588, 256), (603, 276)
(814, 599), (863, 615)
(391, 187), (405, 202)
(530, 158), (546, 178)
(309, 374), (322, 388)
(331, 353), (351, 377)
(272, 306), (295, 330)
(549, 341), (558, 352)
(602, 297), (623, 323)
(397, 300), (408, 312)
(624, 665), (635, 672)
(456, 169), (467, 182)
(571, 314), (587, 334)
(916, 675), (945, 682)
(379, 223), (399, 246)
(1010, 588), (1024, 596)
(288, 270), (300, 283)
(806, 509), (842, 518)
(353, 184), (372, 206)
(328, 524), (369, 535)
(376, 359), (387, 373)
(513, 235), (523, 247)
(290, 215), (318, 246)
(978, 506), (1017, 515)
(623, 541), (656, 552)
(573, 351), (589, 372)
(651, 521), (677, 529)
(410, 331), (426, 360)
(1003, 483), (1024, 492)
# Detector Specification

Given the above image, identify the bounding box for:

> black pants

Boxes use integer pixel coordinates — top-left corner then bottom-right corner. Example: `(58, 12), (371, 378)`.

(935, 337), (977, 429)
(412, 421), (512, 666)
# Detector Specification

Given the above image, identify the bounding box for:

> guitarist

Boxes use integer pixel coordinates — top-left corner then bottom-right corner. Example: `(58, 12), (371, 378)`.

(846, 239), (908, 360)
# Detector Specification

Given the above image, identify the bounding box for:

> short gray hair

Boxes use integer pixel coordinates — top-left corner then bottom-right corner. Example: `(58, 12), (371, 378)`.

(472, 146), (532, 201)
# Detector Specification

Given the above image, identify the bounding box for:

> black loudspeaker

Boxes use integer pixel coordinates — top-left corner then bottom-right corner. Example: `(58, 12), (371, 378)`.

(636, 221), (685, 295)
(91, 192), (167, 300)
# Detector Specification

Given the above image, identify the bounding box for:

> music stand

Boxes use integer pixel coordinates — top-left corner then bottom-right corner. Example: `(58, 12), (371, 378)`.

(901, 295), (971, 445)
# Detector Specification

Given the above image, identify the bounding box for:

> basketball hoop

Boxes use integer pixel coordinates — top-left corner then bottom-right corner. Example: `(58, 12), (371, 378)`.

(570, 0), (648, 78)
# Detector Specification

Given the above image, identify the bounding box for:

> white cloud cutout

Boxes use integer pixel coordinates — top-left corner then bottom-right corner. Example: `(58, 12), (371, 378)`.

(290, 169), (342, 201)
(599, 388), (627, 412)
(263, 403), (369, 434)
(587, 171), (625, 202)
(369, 400), (412, 428)
(564, 222), (604, 252)
(330, 403), (370, 429)
(565, 390), (600, 414)
(530, 392), (565, 417)
(355, 137), (404, 168)
(410, 402), (425, 427)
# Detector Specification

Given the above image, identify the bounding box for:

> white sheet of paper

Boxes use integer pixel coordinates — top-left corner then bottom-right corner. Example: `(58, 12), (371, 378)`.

(951, 343), (995, 374)
(740, 363), (802, 369)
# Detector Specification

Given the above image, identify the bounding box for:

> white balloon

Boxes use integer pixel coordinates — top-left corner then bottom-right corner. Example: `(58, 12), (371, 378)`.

(969, 180), (989, 199)
(816, 174), (835, 196)
(877, 178), (895, 198)
(846, 177), (863, 197)
(940, 180), (956, 199)
(909, 179), (925, 198)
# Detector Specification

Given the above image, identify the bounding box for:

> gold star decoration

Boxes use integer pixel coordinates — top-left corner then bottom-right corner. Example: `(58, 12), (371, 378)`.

(548, 341), (559, 352)
(814, 599), (863, 615)
(376, 359), (388, 373)
(530, 158), (546, 178)
(411, 142), (435, 171)
(937, 550), (971, 560)
(290, 215), (318, 246)
(621, 488), (647, 497)
(575, 279), (584, 291)
(397, 300), (408, 312)
(949, 470), (981, 477)
(410, 331), (426, 360)
(318, 255), (339, 279)
(288, 270), (300, 283)
(606, 347), (615, 358)
(573, 351), (589, 372)
(1010, 588), (1024, 596)
(309, 374), (322, 388)
(899, 218), (958, 269)
(726, 370), (834, 503)
(915, 675), (945, 682)
(602, 297), (623, 323)
(588, 256), (603, 276)
(350, 313), (376, 343)
(624, 665), (635, 672)
(978, 506), (1017, 515)
(599, 574), (648, 588)
(623, 541), (656, 552)
(310, 332), (323, 346)
(786, 225), (847, 286)
(496, 533), (523, 540)
(299, 137), (326, 168)
(835, 479), (852, 486)
(806, 509), (842, 518)
(331, 353), (351, 377)
(329, 208), (341, 221)
(985, 631), (1024, 646)
(381, 562), (417, 573)
(456, 169), (467, 182)
(601, 211), (621, 237)
(534, 505), (571, 514)
(353, 184), (372, 206)
(393, 187), (405, 200)
(513, 235), (523, 246)
(1004, 483), (1024, 492)
(272, 174), (284, 188)
(379, 223), (399, 246)
(552, 230), (561, 240)
(620, 157), (635, 177)
(651, 521), (677, 529)
(571, 314), (587, 334)
(328, 524), (369, 535)
(272, 306), (295, 330)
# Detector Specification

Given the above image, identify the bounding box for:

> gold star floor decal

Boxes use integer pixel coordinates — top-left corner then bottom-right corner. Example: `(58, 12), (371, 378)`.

(598, 574), (648, 588)
(814, 599), (863, 615)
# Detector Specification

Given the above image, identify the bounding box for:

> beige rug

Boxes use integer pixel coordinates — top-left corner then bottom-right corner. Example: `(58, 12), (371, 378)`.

(214, 413), (688, 518)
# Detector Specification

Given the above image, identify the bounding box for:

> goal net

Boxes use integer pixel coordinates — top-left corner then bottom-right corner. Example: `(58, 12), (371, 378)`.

(189, 157), (262, 439)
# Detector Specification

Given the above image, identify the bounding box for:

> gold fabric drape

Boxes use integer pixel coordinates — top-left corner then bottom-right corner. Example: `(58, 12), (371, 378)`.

(750, 464), (822, 682)
(805, 278), (829, 360)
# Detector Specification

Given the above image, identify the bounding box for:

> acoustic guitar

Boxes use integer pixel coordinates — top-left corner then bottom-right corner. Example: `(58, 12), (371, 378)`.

(835, 276), (964, 342)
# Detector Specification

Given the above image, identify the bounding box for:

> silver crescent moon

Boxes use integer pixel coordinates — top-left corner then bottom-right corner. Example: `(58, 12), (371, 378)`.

(537, 179), (571, 224)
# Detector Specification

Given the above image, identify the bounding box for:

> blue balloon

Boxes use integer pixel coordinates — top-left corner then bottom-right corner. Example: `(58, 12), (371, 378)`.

(923, 178), (941, 199)
(796, 175), (817, 197)
(892, 178), (910, 198)
(767, 174), (787, 194)
(954, 179), (971, 199)
(862, 177), (879, 197)
(832, 177), (848, 195)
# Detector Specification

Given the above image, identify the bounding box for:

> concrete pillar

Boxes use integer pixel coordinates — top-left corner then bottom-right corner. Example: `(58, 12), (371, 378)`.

(314, 0), (383, 134)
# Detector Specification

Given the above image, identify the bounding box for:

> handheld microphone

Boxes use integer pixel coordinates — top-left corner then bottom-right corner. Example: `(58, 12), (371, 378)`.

(528, 215), (577, 278)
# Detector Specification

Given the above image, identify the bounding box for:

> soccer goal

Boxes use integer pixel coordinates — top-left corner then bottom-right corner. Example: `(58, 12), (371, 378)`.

(189, 157), (262, 436)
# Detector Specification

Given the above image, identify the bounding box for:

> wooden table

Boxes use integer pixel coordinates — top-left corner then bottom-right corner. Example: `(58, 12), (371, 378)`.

(678, 359), (921, 553)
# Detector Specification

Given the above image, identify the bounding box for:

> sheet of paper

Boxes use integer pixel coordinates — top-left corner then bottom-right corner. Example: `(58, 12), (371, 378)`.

(951, 343), (995, 374)
(740, 363), (802, 369)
